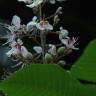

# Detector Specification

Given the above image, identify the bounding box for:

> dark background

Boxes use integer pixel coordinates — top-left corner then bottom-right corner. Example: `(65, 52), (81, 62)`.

(0, 0), (96, 66)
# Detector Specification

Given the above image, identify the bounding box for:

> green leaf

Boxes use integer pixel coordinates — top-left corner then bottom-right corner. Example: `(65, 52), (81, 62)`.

(71, 39), (96, 82)
(0, 64), (96, 96)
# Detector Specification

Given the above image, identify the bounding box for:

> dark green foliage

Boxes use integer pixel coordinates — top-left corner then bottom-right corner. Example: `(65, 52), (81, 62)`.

(0, 64), (96, 96)
(71, 39), (96, 81)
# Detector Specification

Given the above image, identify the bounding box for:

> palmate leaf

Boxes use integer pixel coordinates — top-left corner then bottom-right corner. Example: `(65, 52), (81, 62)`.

(0, 64), (96, 96)
(71, 39), (96, 82)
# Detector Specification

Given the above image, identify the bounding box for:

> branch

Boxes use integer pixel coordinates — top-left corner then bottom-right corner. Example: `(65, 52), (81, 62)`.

(23, 34), (41, 46)
(45, 13), (55, 20)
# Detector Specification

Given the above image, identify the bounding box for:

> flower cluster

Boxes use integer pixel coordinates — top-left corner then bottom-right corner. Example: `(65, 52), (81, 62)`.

(18, 0), (66, 8)
(1, 0), (79, 69)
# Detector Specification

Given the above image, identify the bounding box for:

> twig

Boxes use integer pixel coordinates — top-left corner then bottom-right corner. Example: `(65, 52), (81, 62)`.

(27, 35), (41, 46)
(39, 4), (42, 20)
(45, 13), (55, 20)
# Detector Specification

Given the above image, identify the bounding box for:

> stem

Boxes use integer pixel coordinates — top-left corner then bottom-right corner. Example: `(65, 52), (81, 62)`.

(45, 14), (55, 20)
(39, 3), (46, 64)
(40, 31), (46, 64)
(39, 4), (42, 20)
(17, 33), (41, 46)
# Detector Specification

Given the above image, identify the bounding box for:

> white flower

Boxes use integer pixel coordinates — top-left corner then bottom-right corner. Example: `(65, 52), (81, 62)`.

(17, 0), (66, 7)
(6, 48), (15, 57)
(58, 27), (79, 50)
(26, 0), (43, 8)
(10, 41), (17, 48)
(49, 0), (66, 4)
(21, 46), (29, 57)
(2, 32), (16, 46)
(26, 16), (38, 32)
(59, 27), (69, 41)
(33, 46), (42, 54)
(33, 44), (56, 56)
(36, 20), (53, 31)
(66, 37), (79, 50)
(17, 39), (23, 46)
(17, 0), (33, 4)
(17, 0), (43, 8)
(61, 37), (79, 50)
(6, 41), (20, 57)
(48, 44), (56, 56)
(11, 15), (21, 31)
(6, 39), (31, 58)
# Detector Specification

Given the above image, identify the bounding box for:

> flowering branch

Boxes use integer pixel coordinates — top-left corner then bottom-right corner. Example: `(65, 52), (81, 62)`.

(0, 0), (79, 68)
